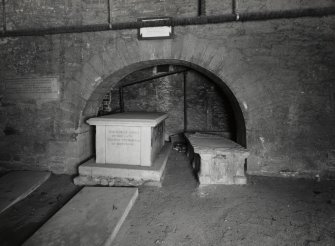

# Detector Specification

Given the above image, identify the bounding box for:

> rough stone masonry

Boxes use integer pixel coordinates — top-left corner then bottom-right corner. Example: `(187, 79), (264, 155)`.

(0, 0), (335, 180)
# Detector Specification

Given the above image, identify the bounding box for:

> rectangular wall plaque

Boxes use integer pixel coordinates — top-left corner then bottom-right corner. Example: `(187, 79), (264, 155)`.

(2, 76), (60, 100)
(138, 17), (173, 40)
(105, 126), (141, 165)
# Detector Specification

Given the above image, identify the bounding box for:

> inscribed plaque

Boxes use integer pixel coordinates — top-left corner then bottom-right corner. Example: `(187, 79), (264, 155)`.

(105, 126), (141, 165)
(3, 76), (60, 100)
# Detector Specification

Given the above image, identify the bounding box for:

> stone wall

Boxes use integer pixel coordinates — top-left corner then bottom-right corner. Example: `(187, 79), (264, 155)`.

(185, 70), (234, 135)
(2, 0), (197, 30)
(238, 0), (335, 12)
(111, 0), (198, 22)
(4, 0), (108, 29)
(0, 1), (335, 178)
(98, 67), (235, 138)
(4, 0), (335, 31)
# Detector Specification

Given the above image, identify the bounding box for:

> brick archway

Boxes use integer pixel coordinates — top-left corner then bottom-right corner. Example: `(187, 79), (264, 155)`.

(62, 35), (248, 175)
(79, 58), (247, 147)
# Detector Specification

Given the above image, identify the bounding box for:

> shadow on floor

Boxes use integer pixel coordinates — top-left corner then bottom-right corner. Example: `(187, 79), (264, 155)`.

(1, 150), (335, 246)
(0, 174), (80, 246)
(114, 150), (335, 246)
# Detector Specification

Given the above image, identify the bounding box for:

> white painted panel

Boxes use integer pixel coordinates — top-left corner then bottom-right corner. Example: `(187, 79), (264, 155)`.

(140, 26), (172, 38)
(105, 126), (141, 165)
(140, 127), (152, 166)
(96, 126), (106, 163)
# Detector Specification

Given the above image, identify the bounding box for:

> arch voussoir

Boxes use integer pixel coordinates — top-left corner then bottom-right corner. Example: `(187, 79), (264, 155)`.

(77, 36), (247, 147)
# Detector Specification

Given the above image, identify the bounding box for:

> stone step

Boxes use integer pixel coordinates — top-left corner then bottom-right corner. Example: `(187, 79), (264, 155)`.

(0, 171), (51, 214)
(24, 187), (138, 246)
(74, 143), (171, 187)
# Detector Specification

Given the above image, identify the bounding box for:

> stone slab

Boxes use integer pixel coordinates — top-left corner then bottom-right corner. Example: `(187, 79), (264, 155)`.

(74, 143), (171, 186)
(87, 112), (168, 127)
(185, 133), (249, 185)
(0, 171), (51, 214)
(24, 187), (138, 246)
(186, 133), (249, 156)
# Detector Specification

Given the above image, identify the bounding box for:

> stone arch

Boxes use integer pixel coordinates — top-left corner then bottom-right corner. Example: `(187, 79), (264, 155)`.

(70, 35), (248, 147)
(80, 59), (247, 147)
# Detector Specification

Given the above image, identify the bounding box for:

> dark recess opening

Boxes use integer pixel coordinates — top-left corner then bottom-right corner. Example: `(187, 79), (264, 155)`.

(156, 65), (170, 73)
(98, 65), (238, 143)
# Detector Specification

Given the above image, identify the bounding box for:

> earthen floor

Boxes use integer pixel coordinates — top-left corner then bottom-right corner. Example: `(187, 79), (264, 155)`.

(114, 150), (335, 245)
(0, 150), (335, 245)
(0, 174), (80, 246)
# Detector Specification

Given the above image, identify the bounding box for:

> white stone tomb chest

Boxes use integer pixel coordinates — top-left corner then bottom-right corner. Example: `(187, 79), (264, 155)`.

(87, 112), (167, 166)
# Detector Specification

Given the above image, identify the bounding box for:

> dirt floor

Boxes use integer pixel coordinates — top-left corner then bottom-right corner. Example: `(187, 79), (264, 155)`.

(0, 174), (80, 246)
(1, 150), (335, 246)
(114, 150), (335, 246)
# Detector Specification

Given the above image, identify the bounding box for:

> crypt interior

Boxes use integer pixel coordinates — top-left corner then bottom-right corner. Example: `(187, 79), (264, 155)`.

(0, 0), (335, 245)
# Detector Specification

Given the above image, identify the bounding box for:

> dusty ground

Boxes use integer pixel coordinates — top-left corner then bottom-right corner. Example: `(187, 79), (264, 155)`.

(114, 150), (335, 246)
(0, 150), (335, 246)
(0, 174), (80, 246)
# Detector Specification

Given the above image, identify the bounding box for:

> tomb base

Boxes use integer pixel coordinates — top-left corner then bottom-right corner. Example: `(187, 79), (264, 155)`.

(74, 143), (171, 187)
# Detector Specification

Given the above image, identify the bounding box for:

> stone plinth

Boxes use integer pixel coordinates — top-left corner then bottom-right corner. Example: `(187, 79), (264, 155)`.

(186, 133), (249, 185)
(74, 112), (170, 186)
(87, 112), (167, 166)
(74, 143), (171, 187)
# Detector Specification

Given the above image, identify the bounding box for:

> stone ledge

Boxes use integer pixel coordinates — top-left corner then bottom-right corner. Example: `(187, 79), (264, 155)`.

(87, 112), (168, 127)
(74, 143), (171, 187)
(23, 187), (138, 246)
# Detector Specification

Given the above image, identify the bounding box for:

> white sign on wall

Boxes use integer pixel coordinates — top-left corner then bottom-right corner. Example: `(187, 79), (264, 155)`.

(138, 18), (173, 40)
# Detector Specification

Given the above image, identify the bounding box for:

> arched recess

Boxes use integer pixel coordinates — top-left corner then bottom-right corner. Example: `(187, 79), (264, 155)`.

(80, 59), (247, 148)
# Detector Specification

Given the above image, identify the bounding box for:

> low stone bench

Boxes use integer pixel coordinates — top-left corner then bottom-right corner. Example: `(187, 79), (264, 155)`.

(185, 133), (249, 185)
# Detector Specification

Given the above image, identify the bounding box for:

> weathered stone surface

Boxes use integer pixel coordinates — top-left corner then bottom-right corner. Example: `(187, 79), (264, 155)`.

(0, 1), (335, 178)
(238, 0), (335, 12)
(24, 187), (138, 246)
(0, 9), (3, 32)
(186, 133), (249, 185)
(111, 0), (197, 22)
(0, 171), (50, 214)
(100, 67), (235, 137)
(6, 0), (108, 30)
(87, 112), (167, 166)
(206, 0), (233, 15)
(74, 143), (171, 186)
